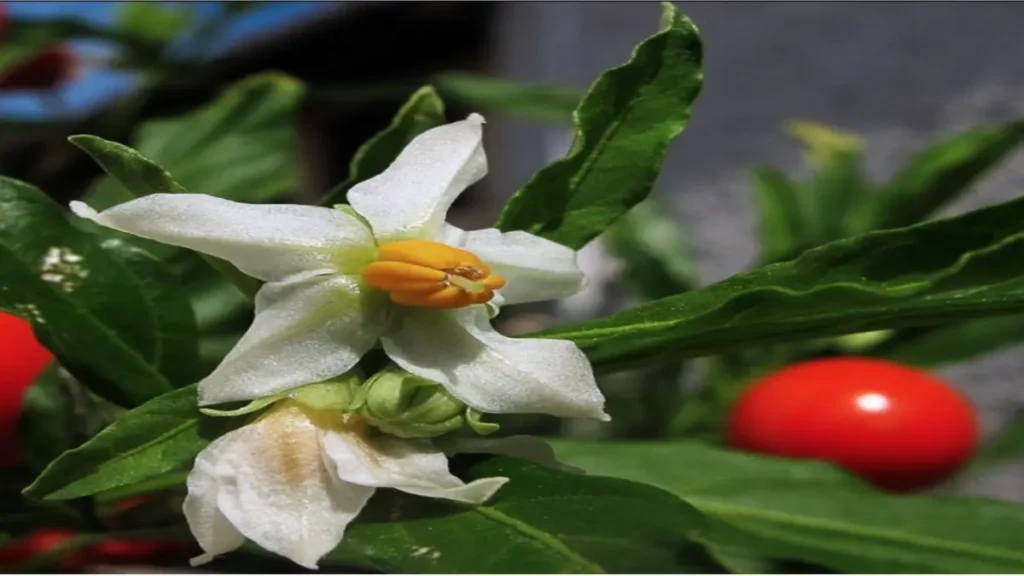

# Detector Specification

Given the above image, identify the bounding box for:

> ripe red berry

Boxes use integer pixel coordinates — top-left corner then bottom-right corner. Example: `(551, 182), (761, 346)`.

(0, 311), (53, 467)
(727, 357), (979, 491)
(0, 528), (88, 570)
(0, 44), (77, 91)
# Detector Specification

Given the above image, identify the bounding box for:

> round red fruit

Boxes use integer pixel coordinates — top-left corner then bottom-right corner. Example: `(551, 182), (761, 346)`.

(0, 44), (77, 91)
(0, 311), (53, 467)
(727, 357), (979, 491)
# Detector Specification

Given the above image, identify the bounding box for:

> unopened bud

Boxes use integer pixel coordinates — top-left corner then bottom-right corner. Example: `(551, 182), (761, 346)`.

(358, 368), (488, 438)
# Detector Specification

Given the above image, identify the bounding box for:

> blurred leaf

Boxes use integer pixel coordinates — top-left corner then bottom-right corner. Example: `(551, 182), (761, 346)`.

(435, 72), (582, 124)
(969, 409), (1024, 471)
(874, 119), (1024, 229)
(23, 385), (232, 501)
(85, 73), (306, 210)
(603, 198), (698, 300)
(115, 2), (192, 45)
(71, 134), (262, 299)
(808, 150), (868, 242)
(785, 120), (864, 173)
(320, 85), (446, 206)
(537, 193), (1024, 373)
(555, 441), (1024, 573)
(872, 315), (1024, 368)
(496, 2), (704, 249)
(750, 167), (812, 263)
(0, 177), (198, 406)
(17, 365), (73, 477)
(330, 455), (715, 573)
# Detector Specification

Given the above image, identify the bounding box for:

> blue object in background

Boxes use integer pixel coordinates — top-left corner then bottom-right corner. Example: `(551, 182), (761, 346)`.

(0, 1), (334, 120)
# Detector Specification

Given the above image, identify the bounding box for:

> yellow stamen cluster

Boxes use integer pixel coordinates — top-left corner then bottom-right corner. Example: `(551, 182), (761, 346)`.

(362, 241), (506, 309)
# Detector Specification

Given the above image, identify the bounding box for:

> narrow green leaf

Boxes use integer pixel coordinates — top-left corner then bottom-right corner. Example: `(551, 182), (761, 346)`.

(603, 198), (698, 300)
(435, 73), (582, 124)
(555, 442), (1024, 573)
(0, 178), (182, 406)
(750, 167), (812, 264)
(23, 385), (232, 501)
(332, 455), (714, 574)
(874, 119), (1024, 229)
(496, 2), (704, 249)
(17, 365), (73, 477)
(872, 315), (1024, 368)
(320, 85), (446, 206)
(85, 73), (306, 210)
(537, 193), (1024, 373)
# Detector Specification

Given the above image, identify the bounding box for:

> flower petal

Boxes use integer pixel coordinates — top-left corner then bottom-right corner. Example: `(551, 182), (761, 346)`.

(347, 115), (487, 242)
(382, 307), (609, 420)
(183, 435), (245, 566)
(70, 194), (376, 281)
(448, 435), (583, 474)
(199, 274), (385, 405)
(198, 403), (374, 569)
(459, 228), (585, 305)
(322, 427), (507, 504)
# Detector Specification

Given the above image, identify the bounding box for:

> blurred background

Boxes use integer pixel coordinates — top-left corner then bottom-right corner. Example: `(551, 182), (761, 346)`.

(3, 0), (1024, 571)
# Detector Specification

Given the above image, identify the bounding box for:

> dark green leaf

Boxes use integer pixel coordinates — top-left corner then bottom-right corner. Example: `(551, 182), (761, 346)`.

(17, 365), (73, 477)
(0, 178), (184, 406)
(85, 73), (306, 210)
(873, 315), (1024, 368)
(435, 73), (582, 124)
(874, 120), (1024, 229)
(537, 193), (1024, 373)
(333, 455), (714, 574)
(23, 385), (232, 501)
(496, 2), (704, 249)
(320, 85), (446, 206)
(554, 442), (1024, 573)
(604, 198), (698, 300)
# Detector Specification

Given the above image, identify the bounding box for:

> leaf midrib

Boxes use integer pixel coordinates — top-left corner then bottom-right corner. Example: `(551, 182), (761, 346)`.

(473, 505), (606, 573)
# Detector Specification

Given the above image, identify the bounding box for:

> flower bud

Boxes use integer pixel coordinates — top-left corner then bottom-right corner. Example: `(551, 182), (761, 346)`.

(358, 368), (474, 438)
(200, 374), (361, 418)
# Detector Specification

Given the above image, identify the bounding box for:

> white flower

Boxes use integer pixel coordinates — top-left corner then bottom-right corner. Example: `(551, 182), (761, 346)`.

(71, 114), (608, 421)
(184, 400), (508, 569)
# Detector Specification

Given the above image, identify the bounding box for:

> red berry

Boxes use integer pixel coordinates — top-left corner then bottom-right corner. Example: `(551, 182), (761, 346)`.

(90, 538), (197, 565)
(0, 311), (53, 467)
(727, 357), (979, 491)
(0, 44), (77, 91)
(0, 528), (88, 570)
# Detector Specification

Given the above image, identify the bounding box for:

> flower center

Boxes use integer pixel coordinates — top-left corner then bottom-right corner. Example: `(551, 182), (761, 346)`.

(361, 240), (506, 309)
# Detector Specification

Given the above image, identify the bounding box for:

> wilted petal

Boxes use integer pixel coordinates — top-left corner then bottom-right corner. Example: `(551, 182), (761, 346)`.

(323, 424), (507, 504)
(460, 228), (585, 305)
(449, 435), (583, 474)
(382, 307), (609, 420)
(196, 403), (374, 570)
(199, 274), (386, 405)
(347, 115), (486, 242)
(70, 194), (376, 281)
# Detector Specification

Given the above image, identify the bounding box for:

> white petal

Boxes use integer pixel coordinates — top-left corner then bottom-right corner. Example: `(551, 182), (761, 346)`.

(449, 435), (583, 474)
(382, 307), (609, 420)
(183, 434), (246, 566)
(199, 274), (386, 405)
(347, 115), (486, 242)
(207, 403), (374, 569)
(460, 228), (585, 305)
(70, 194), (375, 281)
(322, 427), (507, 504)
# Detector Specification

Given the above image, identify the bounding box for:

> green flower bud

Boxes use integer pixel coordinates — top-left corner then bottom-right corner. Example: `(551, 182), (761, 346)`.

(358, 368), (472, 438)
(200, 373), (362, 418)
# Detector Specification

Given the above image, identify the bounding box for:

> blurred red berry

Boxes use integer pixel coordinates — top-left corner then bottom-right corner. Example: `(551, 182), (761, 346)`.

(0, 311), (53, 467)
(0, 44), (77, 91)
(89, 538), (198, 565)
(727, 357), (979, 492)
(0, 528), (88, 570)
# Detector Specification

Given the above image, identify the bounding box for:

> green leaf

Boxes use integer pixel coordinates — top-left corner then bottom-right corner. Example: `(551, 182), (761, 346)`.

(536, 193), (1024, 373)
(17, 365), (73, 477)
(969, 409), (1024, 471)
(115, 2), (192, 44)
(70, 134), (263, 299)
(85, 73), (306, 210)
(332, 455), (714, 574)
(603, 198), (698, 300)
(873, 119), (1024, 229)
(320, 85), (446, 206)
(496, 2), (704, 249)
(435, 73), (582, 124)
(0, 178), (192, 406)
(750, 167), (812, 264)
(23, 385), (232, 501)
(554, 442), (1024, 573)
(872, 315), (1024, 368)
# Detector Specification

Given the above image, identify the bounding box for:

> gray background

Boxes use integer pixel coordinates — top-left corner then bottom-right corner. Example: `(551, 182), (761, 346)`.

(482, 2), (1024, 500)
